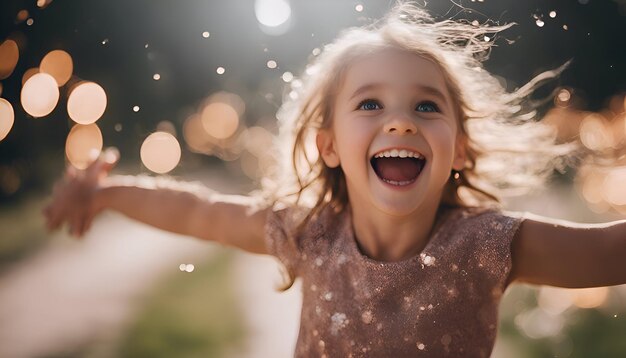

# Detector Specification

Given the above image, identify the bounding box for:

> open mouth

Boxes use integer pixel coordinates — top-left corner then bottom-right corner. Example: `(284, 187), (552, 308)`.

(370, 149), (426, 186)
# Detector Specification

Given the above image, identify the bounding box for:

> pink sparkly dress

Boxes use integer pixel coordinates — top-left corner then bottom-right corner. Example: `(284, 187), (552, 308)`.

(265, 204), (525, 358)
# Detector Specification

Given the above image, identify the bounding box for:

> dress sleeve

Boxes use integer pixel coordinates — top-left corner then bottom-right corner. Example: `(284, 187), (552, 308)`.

(264, 206), (307, 280)
(472, 209), (526, 295)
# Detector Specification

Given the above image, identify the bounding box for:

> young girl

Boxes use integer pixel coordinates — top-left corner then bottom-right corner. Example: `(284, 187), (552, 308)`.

(44, 3), (626, 357)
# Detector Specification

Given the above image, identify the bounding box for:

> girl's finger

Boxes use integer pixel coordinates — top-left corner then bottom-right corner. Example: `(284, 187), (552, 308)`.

(65, 165), (78, 179)
(68, 212), (80, 238)
(76, 216), (85, 238)
(43, 205), (56, 231)
(78, 210), (92, 238)
(86, 147), (120, 182)
(46, 204), (62, 230)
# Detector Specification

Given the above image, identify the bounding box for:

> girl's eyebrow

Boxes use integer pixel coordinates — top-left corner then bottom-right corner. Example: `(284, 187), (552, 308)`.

(349, 83), (449, 103)
(413, 85), (449, 104)
(349, 83), (383, 101)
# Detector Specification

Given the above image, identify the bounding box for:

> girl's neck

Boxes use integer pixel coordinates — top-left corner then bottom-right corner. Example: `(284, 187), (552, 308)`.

(349, 199), (445, 262)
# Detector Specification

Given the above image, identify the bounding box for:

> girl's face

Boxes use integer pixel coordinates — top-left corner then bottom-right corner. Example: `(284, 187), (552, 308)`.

(317, 48), (466, 217)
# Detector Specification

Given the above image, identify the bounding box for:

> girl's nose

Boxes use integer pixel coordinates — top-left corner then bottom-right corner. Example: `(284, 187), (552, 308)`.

(383, 115), (417, 135)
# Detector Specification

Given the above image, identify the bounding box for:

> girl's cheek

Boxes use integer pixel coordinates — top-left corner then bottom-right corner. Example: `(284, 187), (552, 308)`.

(424, 122), (457, 162)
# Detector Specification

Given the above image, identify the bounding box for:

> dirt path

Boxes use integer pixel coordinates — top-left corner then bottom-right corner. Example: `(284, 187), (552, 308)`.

(0, 212), (216, 357)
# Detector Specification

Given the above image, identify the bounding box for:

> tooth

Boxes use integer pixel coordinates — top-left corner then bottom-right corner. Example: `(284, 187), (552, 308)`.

(384, 151), (391, 158)
(399, 150), (408, 158)
(390, 149), (398, 157)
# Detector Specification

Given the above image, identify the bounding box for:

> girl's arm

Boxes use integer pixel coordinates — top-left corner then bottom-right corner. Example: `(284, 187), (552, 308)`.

(507, 213), (626, 288)
(44, 150), (269, 255)
(96, 179), (269, 254)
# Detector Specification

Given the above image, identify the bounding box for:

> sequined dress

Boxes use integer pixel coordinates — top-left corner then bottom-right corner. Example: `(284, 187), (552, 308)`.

(264, 204), (525, 357)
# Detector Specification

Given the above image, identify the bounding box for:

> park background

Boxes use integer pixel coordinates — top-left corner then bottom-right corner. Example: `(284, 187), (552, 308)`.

(1, 0), (625, 357)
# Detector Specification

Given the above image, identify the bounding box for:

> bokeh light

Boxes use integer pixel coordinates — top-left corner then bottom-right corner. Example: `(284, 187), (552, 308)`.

(515, 307), (564, 339)
(239, 126), (275, 179)
(21, 73), (59, 117)
(67, 81), (107, 124)
(40, 50), (73, 86)
(65, 123), (103, 170)
(153, 73), (160, 80)
(555, 88), (571, 106)
(200, 92), (244, 140)
(580, 113), (612, 151)
(538, 287), (573, 315)
(580, 170), (604, 205)
(201, 102), (239, 139)
(140, 131), (181, 174)
(156, 120), (176, 136)
(254, 0), (291, 27)
(202, 31), (210, 38)
(16, 10), (29, 23)
(37, 0), (53, 8)
(21, 67), (39, 85)
(602, 167), (626, 206)
(571, 287), (609, 309)
(267, 60), (277, 69)
(183, 113), (217, 154)
(0, 98), (15, 141)
(179, 263), (195, 272)
(0, 39), (19, 80)
(216, 67), (225, 75)
(0, 165), (21, 195)
(282, 71), (293, 82)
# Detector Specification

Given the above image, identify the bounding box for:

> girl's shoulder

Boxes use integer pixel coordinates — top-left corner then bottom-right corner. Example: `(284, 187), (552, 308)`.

(442, 204), (525, 243)
(447, 203), (520, 220)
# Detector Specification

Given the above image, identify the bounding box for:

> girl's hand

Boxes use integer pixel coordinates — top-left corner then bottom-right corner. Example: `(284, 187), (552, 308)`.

(43, 148), (120, 238)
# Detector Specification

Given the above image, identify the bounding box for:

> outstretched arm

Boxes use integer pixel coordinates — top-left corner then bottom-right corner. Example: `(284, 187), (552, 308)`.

(507, 213), (626, 288)
(44, 150), (269, 254)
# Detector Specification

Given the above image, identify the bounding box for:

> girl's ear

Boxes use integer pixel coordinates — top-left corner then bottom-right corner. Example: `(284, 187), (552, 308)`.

(452, 133), (467, 171)
(316, 129), (340, 168)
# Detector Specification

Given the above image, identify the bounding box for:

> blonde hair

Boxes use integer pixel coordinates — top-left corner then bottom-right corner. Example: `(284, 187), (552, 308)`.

(260, 2), (575, 230)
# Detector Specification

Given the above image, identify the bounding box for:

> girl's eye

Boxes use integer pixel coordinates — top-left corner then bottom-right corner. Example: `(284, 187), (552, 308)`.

(416, 101), (439, 113)
(357, 99), (382, 111)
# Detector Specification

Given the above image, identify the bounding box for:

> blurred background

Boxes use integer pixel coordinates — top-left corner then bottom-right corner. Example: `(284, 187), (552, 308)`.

(0, 0), (625, 357)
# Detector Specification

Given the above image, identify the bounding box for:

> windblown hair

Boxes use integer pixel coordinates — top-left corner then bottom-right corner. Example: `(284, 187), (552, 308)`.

(260, 2), (575, 232)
